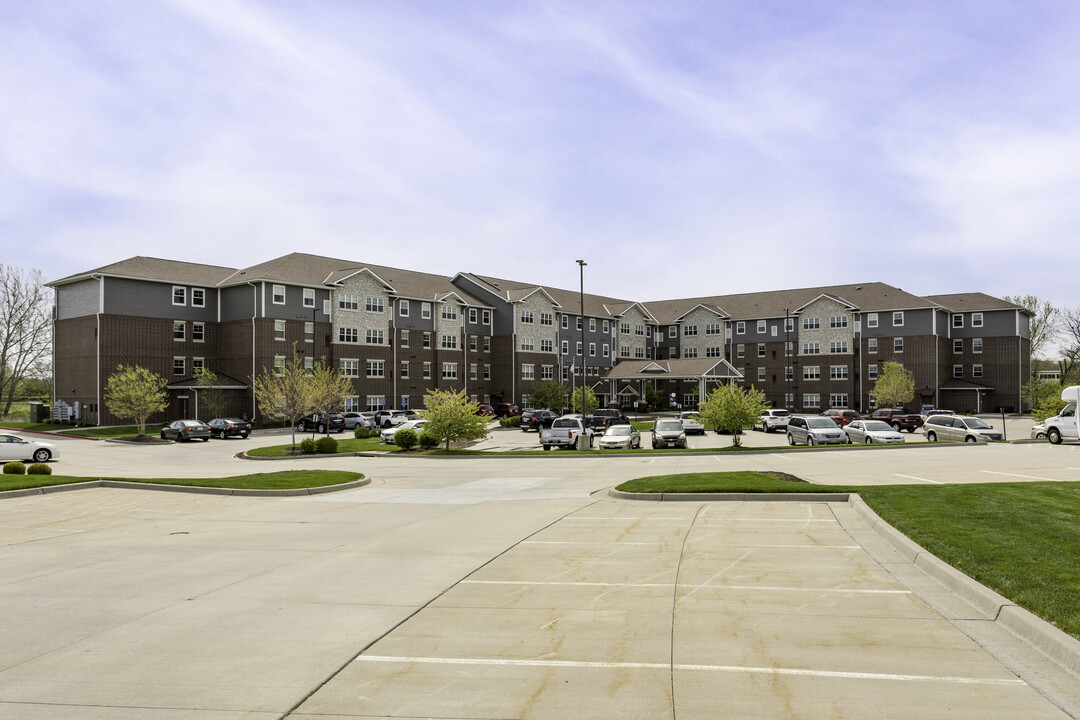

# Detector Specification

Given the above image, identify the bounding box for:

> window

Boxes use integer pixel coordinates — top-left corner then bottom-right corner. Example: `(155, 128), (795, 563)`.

(469, 335), (478, 351)
(173, 321), (185, 341)
(684, 325), (698, 336)
(561, 340), (569, 356)
(340, 359), (359, 377)
(684, 347), (699, 358)
(343, 397), (359, 412)
(521, 338), (534, 351)
(830, 366), (848, 380)
(303, 357), (313, 371)
(192, 288), (205, 307)
(758, 343), (766, 357)
(339, 294), (358, 310)
(952, 314), (964, 328)
(757, 367), (766, 381)
(274, 320), (286, 341)
(635, 324), (645, 336)
(706, 346), (721, 358)
(483, 336), (490, 352)
(669, 326), (677, 338)
(785, 341), (793, 357)
(482, 309), (491, 325)
(541, 339), (553, 353)
(562, 366), (570, 380)
(422, 362), (432, 379)
(323, 299), (331, 315)
(893, 337), (904, 352)
(784, 318), (794, 332)
(867, 338), (878, 353)
(422, 302), (432, 319)
(603, 344), (610, 357)
(272, 285), (285, 305)
(522, 364), (535, 380)
(483, 364), (490, 380)
(616, 322), (627, 335)
(366, 360), (385, 378)
(973, 364), (983, 378)
(193, 322), (204, 342)
(397, 361), (408, 379)
(736, 321), (745, 334)
(192, 357), (205, 371)
(804, 366), (820, 381)
(757, 320), (766, 333)
(576, 342), (582, 356)
(634, 346), (645, 358)
(470, 363), (478, 380)
(172, 286), (186, 306)
(706, 323), (721, 335)
(442, 363), (458, 379)
(973, 338), (983, 353)
(802, 342), (821, 354)
(589, 318), (596, 332)
(785, 366), (794, 381)
(603, 320), (610, 333)
(866, 313), (878, 328)
(423, 332), (431, 348)
(441, 335), (458, 350)
(441, 305), (457, 320)
(826, 315), (846, 329)
(620, 346), (630, 358)
(972, 313), (983, 328)
(562, 315), (569, 330)
(173, 357), (185, 375)
(366, 329), (384, 345)
(868, 364), (878, 380)
(589, 342), (596, 357)
(273, 356), (285, 376)
(954, 339), (963, 354)
(469, 308), (477, 324)
(829, 341), (848, 353)
(892, 311), (904, 326)
(830, 394), (848, 408)
(803, 394), (821, 408)
(400, 300), (410, 317)
(520, 309), (533, 324)
(736, 344), (745, 358)
(339, 327), (358, 343)
(541, 365), (553, 380)
(366, 395), (385, 412)
(802, 317), (820, 330)
(401, 330), (409, 348)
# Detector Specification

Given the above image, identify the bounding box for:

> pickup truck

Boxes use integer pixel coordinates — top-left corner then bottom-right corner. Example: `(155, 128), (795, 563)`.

(540, 416), (594, 450)
(589, 408), (630, 430)
(867, 408), (924, 433)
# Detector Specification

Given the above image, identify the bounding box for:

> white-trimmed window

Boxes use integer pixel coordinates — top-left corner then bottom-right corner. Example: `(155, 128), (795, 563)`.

(400, 299), (410, 317)
(756, 320), (766, 333)
(173, 321), (185, 341)
(684, 325), (698, 336)
(894, 337), (904, 352)
(803, 394), (821, 408)
(684, 347), (699, 358)
(830, 315), (848, 328)
(561, 340), (569, 356)
(469, 335), (478, 351)
(339, 294), (358, 310)
(400, 361), (409, 379)
(303, 322), (313, 343)
(300, 288), (314, 308)
(272, 285), (286, 305)
(802, 342), (821, 354)
(603, 320), (610, 333)
(366, 360), (385, 378)
(520, 309), (533, 324)
(736, 344), (745, 358)
(973, 338), (983, 353)
(785, 341), (793, 357)
(192, 357), (205, 371)
(422, 332), (431, 349)
(784, 318), (795, 332)
(366, 329), (384, 345)
(706, 323), (721, 335)
(868, 364), (878, 380)
(304, 357), (313, 371)
(589, 342), (596, 356)
(192, 288), (205, 307)
(620, 322), (630, 334)
(521, 338), (535, 351)
(541, 365), (554, 380)
(577, 317), (583, 331)
(804, 366), (820, 381)
(422, 302), (432, 319)
(173, 357), (185, 375)
(758, 343), (766, 357)
(483, 364), (491, 380)
(706, 346), (721, 357)
(803, 317), (820, 330)
(340, 359), (359, 377)
(422, 362), (432, 379)
(172, 286), (186, 306)
(539, 312), (552, 326)
(562, 315), (569, 330)
(972, 312), (983, 327)
(193, 322), (204, 342)
(603, 343), (610, 357)
(576, 341), (582, 356)
(365, 297), (383, 313)
(273, 356), (285, 376)
(483, 336), (490, 352)
(274, 320), (286, 341)
(442, 335), (459, 350)
(830, 394), (848, 408)
(620, 346), (631, 358)
(866, 313), (878, 328)
(953, 365), (963, 379)
(830, 366), (848, 380)
(973, 364), (983, 377)
(541, 339), (553, 353)
(344, 396), (359, 412)
(668, 326), (677, 338)
(469, 308), (477, 324)
(589, 318), (596, 332)
(736, 321), (745, 334)
(401, 330), (409, 348)
(785, 366), (794, 381)
(892, 311), (904, 326)
(952, 314), (964, 328)
(339, 327), (358, 343)
(522, 364), (535, 380)
(867, 338), (878, 353)
(442, 362), (458, 379)
(470, 363), (478, 380)
(366, 395), (385, 412)
(829, 341), (848, 353)
(441, 305), (457, 320)
(757, 367), (766, 381)
(953, 339), (963, 354)
(635, 324), (645, 336)
(634, 347), (645, 358)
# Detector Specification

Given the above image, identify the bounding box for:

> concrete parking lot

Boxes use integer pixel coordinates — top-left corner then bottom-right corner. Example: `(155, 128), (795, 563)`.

(0, 430), (1078, 718)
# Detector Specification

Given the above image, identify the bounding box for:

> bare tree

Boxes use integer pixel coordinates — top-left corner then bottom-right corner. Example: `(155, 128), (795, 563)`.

(1003, 294), (1059, 365)
(0, 266), (52, 415)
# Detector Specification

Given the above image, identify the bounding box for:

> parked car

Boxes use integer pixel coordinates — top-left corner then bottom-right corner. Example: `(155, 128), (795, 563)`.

(867, 408), (924, 433)
(0, 433), (59, 462)
(1043, 403), (1077, 445)
(162, 419), (211, 442)
(757, 408), (791, 433)
(207, 418), (251, 439)
(540, 416), (593, 450)
(373, 409), (418, 428)
(493, 403), (520, 418)
(599, 424), (641, 449)
(342, 412), (377, 430)
(652, 418), (687, 449)
(296, 413), (345, 433)
(1031, 423), (1047, 440)
(521, 409), (559, 432)
(923, 414), (1002, 443)
(477, 404), (496, 417)
(921, 409), (956, 422)
(820, 409), (861, 427)
(787, 416), (849, 446)
(590, 408), (630, 430)
(380, 418), (428, 444)
(678, 411), (706, 435)
(843, 419), (904, 444)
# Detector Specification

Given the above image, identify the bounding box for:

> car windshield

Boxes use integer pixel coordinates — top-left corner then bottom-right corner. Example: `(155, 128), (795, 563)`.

(606, 426), (632, 436)
(771, 410), (790, 417)
(963, 418), (993, 430)
(552, 419), (578, 428)
(656, 421), (683, 431)
(862, 421), (892, 431)
(807, 418), (838, 428)
(681, 414), (702, 422)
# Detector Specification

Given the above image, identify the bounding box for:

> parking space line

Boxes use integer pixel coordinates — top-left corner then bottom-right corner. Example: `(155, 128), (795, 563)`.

(460, 580), (910, 594)
(355, 655), (1022, 685)
(894, 473), (941, 484)
(981, 470), (1063, 482)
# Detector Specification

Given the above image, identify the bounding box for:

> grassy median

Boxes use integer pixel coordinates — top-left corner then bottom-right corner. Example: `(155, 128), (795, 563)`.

(617, 472), (1080, 639)
(0, 470), (362, 492)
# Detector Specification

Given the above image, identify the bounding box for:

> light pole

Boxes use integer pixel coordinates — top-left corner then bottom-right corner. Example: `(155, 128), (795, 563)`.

(576, 259), (587, 413)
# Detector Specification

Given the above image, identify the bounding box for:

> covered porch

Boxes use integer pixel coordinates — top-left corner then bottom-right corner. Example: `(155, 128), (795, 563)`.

(600, 359), (744, 411)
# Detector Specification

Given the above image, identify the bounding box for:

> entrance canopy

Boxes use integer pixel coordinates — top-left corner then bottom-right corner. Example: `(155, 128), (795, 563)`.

(601, 358), (744, 383)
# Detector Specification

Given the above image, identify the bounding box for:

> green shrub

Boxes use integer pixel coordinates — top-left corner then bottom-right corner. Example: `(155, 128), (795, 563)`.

(418, 431), (439, 450)
(354, 427), (375, 439)
(499, 414), (522, 428)
(316, 436), (338, 454)
(300, 438), (317, 454)
(26, 462), (52, 475)
(3, 461), (26, 475)
(393, 427), (418, 450)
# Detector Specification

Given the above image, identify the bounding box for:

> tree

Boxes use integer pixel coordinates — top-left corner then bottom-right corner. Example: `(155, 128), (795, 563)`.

(570, 385), (599, 415)
(1029, 378), (1067, 422)
(698, 383), (765, 447)
(1003, 294), (1059, 367)
(194, 369), (228, 421)
(871, 361), (915, 409)
(103, 365), (168, 437)
(527, 380), (568, 412)
(251, 347), (316, 451)
(0, 266), (52, 416)
(420, 388), (489, 451)
(308, 358), (353, 435)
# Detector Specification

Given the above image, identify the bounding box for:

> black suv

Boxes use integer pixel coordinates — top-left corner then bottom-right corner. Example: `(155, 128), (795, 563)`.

(521, 409), (559, 432)
(295, 413), (345, 433)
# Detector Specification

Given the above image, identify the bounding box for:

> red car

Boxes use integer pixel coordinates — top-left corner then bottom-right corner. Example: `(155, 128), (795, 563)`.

(476, 404), (496, 417)
(820, 409), (861, 427)
(492, 403), (519, 418)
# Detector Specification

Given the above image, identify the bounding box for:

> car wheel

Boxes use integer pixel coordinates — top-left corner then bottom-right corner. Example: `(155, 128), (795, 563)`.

(383, 421), (392, 428)
(965, 436), (977, 443)
(763, 424), (770, 433)
(32, 449), (51, 462)
(892, 422), (902, 432)
(1036, 432), (1046, 439)
(318, 424), (326, 434)
(241, 433), (249, 439)
(864, 436), (872, 444)
(219, 430), (228, 440)
(908, 427), (917, 433)
(202, 437), (209, 442)
(297, 421), (306, 432)
(1048, 428), (1063, 445)
(927, 431), (937, 443)
(543, 445), (551, 451)
(787, 434), (795, 446)
(161, 431), (167, 440)
(807, 436), (816, 446)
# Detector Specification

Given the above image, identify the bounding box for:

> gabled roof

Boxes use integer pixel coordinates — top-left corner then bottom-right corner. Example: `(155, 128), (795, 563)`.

(790, 292), (859, 315)
(925, 293), (1030, 315)
(602, 358), (743, 381)
(674, 303), (728, 322)
(49, 256), (237, 288)
(327, 267), (397, 293)
(165, 373), (248, 390)
(458, 272), (635, 318)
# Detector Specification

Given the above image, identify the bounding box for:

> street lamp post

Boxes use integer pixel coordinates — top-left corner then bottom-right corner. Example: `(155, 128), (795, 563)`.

(576, 259), (587, 413)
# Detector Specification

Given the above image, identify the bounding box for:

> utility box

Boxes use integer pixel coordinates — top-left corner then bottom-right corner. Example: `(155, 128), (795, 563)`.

(28, 402), (48, 423)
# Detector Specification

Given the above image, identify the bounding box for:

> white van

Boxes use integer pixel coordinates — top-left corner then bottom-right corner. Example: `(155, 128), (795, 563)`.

(1044, 403), (1078, 445)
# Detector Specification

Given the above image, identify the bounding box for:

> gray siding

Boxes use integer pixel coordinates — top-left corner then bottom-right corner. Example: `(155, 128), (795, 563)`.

(450, 276), (515, 335)
(950, 309), (1019, 339)
(860, 308), (935, 337)
(394, 298), (435, 332)
(56, 279), (100, 319)
(261, 282), (330, 322)
(220, 285), (256, 322)
(104, 278), (217, 321)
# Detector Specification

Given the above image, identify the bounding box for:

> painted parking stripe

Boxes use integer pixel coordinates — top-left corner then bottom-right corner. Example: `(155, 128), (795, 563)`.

(894, 473), (941, 484)
(355, 655), (1021, 685)
(981, 470), (1062, 481)
(460, 580), (910, 594)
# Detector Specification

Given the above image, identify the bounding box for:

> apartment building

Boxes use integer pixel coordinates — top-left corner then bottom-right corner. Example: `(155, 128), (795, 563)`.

(48, 254), (1030, 424)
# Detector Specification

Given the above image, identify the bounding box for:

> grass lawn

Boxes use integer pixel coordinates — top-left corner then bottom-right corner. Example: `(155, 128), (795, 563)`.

(616, 471), (1080, 639)
(0, 469), (362, 492)
(245, 435), (386, 457)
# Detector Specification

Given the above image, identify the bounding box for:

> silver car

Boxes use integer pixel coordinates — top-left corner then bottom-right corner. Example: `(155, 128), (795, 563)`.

(599, 424), (641, 449)
(652, 419), (687, 449)
(787, 416), (849, 446)
(923, 415), (1002, 443)
(678, 412), (706, 435)
(844, 420), (905, 444)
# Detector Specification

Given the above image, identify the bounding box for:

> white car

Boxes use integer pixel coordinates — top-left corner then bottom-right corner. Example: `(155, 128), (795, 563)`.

(0, 433), (60, 463)
(380, 419), (427, 444)
(678, 412), (706, 435)
(843, 420), (905, 444)
(598, 424), (641, 449)
(758, 408), (791, 433)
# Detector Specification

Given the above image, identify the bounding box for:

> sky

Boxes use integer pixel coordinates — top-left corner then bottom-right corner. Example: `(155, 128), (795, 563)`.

(3, 0), (1080, 309)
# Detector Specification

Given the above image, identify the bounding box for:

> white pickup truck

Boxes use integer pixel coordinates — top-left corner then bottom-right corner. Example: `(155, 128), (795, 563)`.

(540, 416), (594, 450)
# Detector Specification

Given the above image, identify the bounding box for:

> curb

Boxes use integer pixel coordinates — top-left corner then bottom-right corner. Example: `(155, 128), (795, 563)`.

(0, 477), (370, 500)
(608, 489), (853, 503)
(239, 450), (386, 461)
(0, 425), (99, 440)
